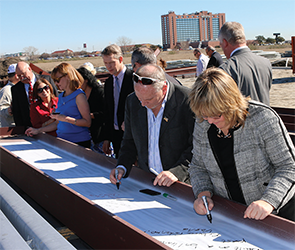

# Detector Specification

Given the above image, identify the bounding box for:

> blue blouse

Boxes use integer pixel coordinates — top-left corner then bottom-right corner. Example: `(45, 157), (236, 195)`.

(56, 89), (91, 143)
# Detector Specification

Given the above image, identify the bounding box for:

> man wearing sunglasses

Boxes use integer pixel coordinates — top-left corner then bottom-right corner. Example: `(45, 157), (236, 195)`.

(11, 62), (58, 127)
(194, 48), (209, 77)
(109, 64), (194, 187)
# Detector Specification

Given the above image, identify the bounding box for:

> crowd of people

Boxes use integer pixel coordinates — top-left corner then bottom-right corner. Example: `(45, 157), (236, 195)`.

(0, 21), (294, 222)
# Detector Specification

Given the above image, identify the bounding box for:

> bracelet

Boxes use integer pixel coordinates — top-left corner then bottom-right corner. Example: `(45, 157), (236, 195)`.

(74, 119), (77, 125)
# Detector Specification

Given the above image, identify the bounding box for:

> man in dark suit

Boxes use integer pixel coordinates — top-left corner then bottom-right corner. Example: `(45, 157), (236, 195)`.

(205, 46), (224, 68)
(101, 44), (134, 157)
(218, 22), (272, 105)
(109, 64), (194, 187)
(11, 62), (58, 127)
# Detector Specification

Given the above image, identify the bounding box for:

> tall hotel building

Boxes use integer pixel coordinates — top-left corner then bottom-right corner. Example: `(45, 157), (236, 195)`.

(161, 11), (226, 49)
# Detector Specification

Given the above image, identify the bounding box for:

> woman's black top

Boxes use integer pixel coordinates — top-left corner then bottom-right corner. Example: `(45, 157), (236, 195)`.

(88, 86), (105, 144)
(208, 124), (246, 205)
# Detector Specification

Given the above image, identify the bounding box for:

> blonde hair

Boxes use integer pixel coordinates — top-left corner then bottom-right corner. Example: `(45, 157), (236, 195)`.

(101, 44), (122, 59)
(51, 63), (84, 91)
(157, 58), (167, 70)
(189, 68), (250, 127)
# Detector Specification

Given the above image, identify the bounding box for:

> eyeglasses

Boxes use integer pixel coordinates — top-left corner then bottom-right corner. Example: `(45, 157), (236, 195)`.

(54, 74), (66, 83)
(202, 114), (222, 120)
(17, 73), (27, 80)
(133, 73), (159, 85)
(37, 85), (49, 94)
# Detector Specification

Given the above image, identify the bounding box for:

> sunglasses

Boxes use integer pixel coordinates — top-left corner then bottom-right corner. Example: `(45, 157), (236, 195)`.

(54, 74), (66, 83)
(133, 73), (159, 85)
(37, 85), (49, 94)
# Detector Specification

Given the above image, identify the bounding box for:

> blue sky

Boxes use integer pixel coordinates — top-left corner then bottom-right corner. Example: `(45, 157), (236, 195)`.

(0, 0), (294, 55)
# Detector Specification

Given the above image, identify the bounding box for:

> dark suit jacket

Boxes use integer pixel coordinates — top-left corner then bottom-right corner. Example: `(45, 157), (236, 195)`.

(88, 85), (104, 144)
(219, 47), (272, 105)
(165, 72), (182, 85)
(11, 74), (58, 127)
(207, 51), (224, 68)
(103, 68), (134, 142)
(117, 82), (195, 184)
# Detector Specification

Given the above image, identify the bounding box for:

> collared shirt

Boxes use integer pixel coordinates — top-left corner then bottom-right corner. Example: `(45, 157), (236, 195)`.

(196, 54), (209, 76)
(230, 46), (248, 57)
(117, 82), (170, 176)
(113, 66), (126, 130)
(147, 82), (169, 174)
(24, 73), (36, 101)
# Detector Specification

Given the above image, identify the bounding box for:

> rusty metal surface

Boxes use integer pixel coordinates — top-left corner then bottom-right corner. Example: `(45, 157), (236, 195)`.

(272, 107), (295, 145)
(29, 63), (51, 76)
(292, 36), (295, 74)
(94, 66), (196, 83)
(0, 133), (170, 250)
(0, 126), (25, 136)
(165, 66), (196, 78)
(0, 129), (294, 249)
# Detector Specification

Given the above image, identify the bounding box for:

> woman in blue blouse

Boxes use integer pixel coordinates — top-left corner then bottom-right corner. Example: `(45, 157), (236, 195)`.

(26, 63), (91, 148)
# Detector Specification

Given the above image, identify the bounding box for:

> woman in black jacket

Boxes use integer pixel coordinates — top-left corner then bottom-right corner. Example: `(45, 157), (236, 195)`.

(77, 67), (105, 152)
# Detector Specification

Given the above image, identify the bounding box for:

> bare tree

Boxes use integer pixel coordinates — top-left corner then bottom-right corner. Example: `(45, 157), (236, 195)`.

(23, 46), (38, 61)
(117, 36), (132, 54)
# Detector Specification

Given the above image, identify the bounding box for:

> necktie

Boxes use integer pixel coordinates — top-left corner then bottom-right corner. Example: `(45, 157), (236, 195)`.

(29, 82), (33, 104)
(114, 76), (120, 130)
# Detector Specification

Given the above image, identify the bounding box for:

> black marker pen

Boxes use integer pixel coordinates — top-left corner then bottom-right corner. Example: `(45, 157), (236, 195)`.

(115, 169), (120, 190)
(202, 196), (212, 223)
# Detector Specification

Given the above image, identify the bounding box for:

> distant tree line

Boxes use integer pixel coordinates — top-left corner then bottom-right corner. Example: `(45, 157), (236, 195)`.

(116, 36), (162, 54)
(255, 35), (285, 45)
(11, 33), (289, 62)
(16, 38), (163, 61)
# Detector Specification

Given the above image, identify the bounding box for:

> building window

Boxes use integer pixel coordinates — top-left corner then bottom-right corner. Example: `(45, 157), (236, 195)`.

(176, 18), (200, 42)
(212, 18), (220, 40)
(162, 11), (225, 48)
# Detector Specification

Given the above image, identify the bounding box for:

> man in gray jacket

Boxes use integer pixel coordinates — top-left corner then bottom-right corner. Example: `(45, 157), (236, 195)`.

(219, 22), (272, 105)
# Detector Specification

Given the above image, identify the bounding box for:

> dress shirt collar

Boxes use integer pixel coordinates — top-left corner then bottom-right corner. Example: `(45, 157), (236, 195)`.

(113, 65), (126, 87)
(32, 73), (36, 84)
(24, 73), (36, 96)
(163, 81), (169, 103)
(230, 46), (248, 57)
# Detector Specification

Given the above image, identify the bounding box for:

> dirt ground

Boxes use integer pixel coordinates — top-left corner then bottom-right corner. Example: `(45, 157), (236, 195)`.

(34, 46), (292, 71)
(35, 48), (295, 109)
(178, 68), (295, 109)
(178, 69), (295, 108)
